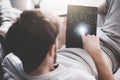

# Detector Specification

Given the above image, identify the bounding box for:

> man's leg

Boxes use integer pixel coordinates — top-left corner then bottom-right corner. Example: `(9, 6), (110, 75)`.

(97, 0), (108, 28)
(101, 0), (120, 43)
(98, 0), (120, 73)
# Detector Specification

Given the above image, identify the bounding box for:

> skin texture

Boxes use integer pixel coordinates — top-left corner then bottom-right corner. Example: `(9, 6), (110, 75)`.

(82, 34), (114, 80)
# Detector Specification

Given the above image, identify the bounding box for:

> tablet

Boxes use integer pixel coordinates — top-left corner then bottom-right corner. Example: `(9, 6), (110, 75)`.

(66, 5), (98, 48)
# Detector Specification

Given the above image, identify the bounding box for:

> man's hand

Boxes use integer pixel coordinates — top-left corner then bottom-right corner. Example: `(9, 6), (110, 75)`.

(82, 34), (114, 80)
(82, 34), (102, 59)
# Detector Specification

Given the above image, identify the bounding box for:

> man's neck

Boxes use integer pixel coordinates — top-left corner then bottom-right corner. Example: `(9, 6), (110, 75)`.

(28, 63), (55, 76)
(28, 51), (56, 76)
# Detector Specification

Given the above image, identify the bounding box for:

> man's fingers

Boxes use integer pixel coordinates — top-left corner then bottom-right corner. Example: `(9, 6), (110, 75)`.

(81, 34), (86, 40)
(81, 34), (99, 41)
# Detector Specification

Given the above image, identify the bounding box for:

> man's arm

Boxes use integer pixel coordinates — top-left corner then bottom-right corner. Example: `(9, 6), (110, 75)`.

(82, 35), (114, 80)
(58, 17), (66, 49)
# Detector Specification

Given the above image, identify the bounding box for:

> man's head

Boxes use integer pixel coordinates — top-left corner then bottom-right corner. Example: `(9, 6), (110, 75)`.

(5, 10), (60, 73)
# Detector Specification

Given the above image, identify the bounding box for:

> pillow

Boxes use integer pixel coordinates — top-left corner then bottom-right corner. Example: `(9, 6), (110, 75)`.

(0, 0), (21, 37)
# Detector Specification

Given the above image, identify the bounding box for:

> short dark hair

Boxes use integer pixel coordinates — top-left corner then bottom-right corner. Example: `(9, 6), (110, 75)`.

(5, 10), (60, 73)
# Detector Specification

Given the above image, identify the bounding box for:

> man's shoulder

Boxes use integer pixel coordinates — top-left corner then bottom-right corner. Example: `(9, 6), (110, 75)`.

(2, 53), (21, 66)
(2, 53), (23, 76)
(2, 53), (24, 80)
(51, 66), (96, 80)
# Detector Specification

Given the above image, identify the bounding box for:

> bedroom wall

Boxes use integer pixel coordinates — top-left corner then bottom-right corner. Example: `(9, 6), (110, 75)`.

(40, 0), (105, 15)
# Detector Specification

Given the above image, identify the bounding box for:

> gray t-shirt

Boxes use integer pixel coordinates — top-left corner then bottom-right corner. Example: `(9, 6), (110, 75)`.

(2, 48), (98, 80)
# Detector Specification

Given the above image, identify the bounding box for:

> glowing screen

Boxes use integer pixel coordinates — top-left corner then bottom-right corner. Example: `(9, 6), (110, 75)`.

(66, 5), (98, 48)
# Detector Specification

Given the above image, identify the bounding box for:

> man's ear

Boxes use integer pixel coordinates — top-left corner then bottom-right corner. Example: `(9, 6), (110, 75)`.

(48, 44), (55, 57)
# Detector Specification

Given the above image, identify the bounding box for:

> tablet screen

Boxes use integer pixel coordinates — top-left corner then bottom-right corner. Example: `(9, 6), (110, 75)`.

(66, 5), (98, 48)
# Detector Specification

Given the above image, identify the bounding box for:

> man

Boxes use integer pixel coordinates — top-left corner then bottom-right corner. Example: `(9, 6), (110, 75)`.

(1, 0), (120, 80)
(2, 10), (113, 80)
